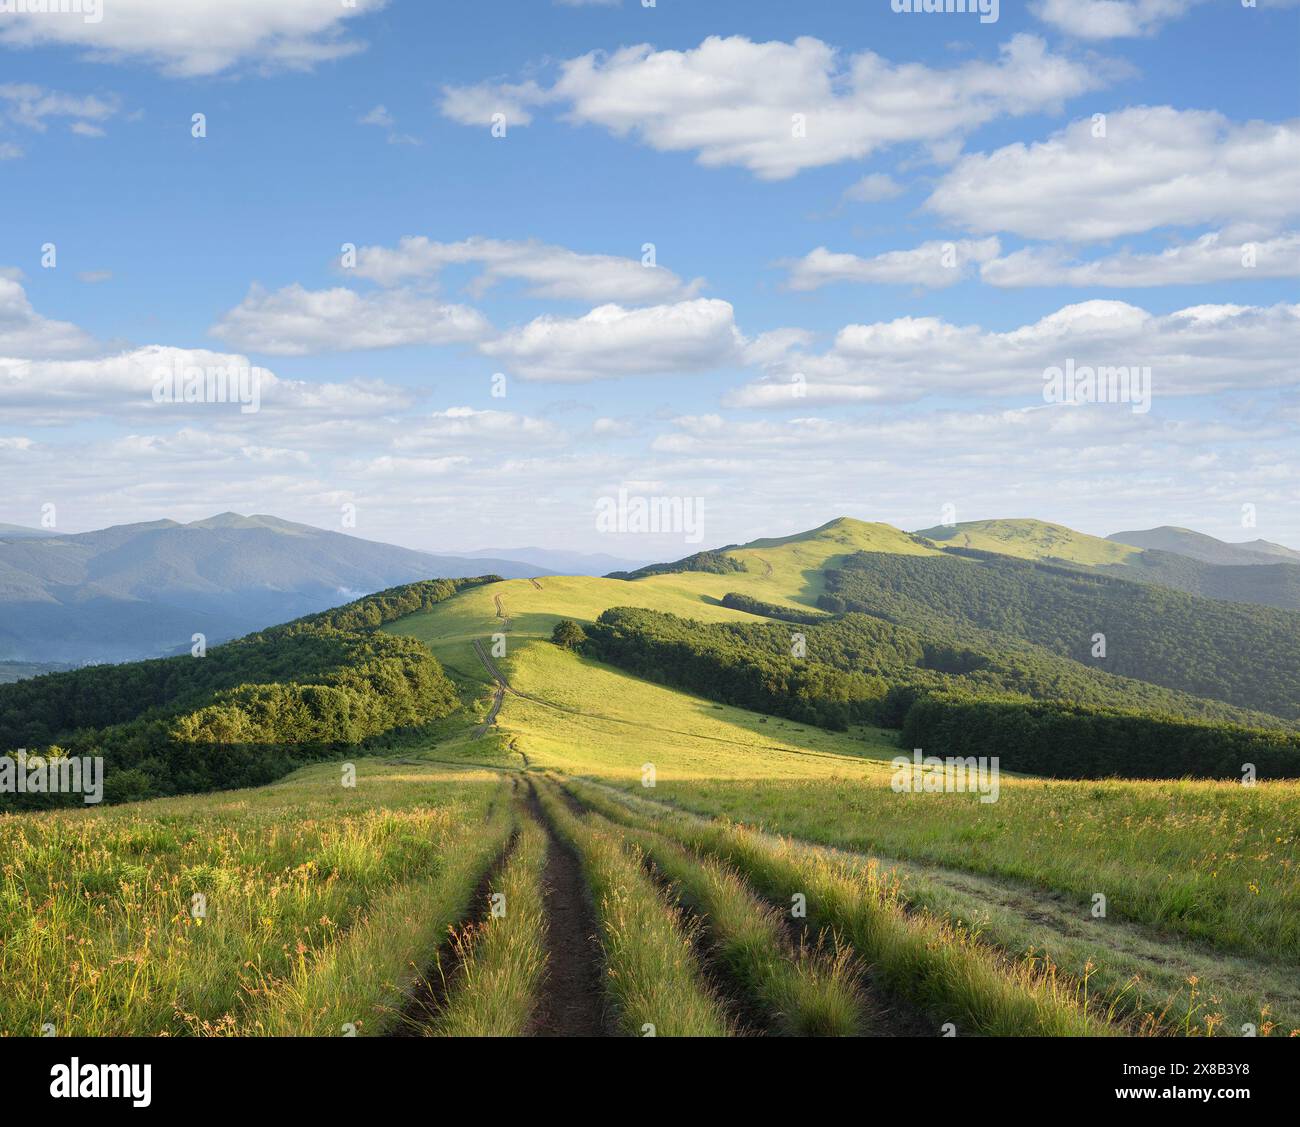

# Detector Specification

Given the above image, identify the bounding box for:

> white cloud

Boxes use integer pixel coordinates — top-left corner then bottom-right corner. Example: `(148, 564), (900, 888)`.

(1032, 0), (1201, 40)
(927, 107), (1300, 241)
(358, 103), (418, 146)
(481, 298), (744, 382)
(391, 406), (565, 448)
(0, 0), (386, 78)
(842, 173), (904, 203)
(0, 344), (414, 421)
(211, 283), (491, 355)
(438, 80), (551, 128)
(728, 299), (1300, 406)
(0, 83), (119, 141)
(0, 275), (98, 356)
(442, 34), (1108, 179)
(982, 230), (1300, 287)
(786, 239), (1001, 290)
(351, 236), (701, 302)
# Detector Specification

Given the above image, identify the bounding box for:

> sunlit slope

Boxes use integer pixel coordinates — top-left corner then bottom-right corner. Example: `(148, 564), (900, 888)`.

(496, 641), (900, 781)
(388, 570), (902, 782)
(915, 518), (1141, 566)
(397, 517), (938, 664)
(383, 518), (956, 782)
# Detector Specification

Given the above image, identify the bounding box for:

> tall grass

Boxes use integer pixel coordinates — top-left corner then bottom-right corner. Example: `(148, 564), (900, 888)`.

(564, 778), (1114, 1037)
(0, 764), (510, 1036)
(597, 810), (865, 1036)
(428, 805), (549, 1037)
(622, 775), (1300, 964)
(534, 781), (730, 1036)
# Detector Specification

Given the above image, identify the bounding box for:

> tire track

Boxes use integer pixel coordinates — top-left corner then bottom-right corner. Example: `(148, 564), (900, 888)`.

(395, 820), (520, 1036)
(524, 781), (609, 1037)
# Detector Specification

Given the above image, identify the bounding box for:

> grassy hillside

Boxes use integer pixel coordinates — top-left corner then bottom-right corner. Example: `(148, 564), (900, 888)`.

(916, 518), (1140, 566)
(383, 572), (1298, 1032)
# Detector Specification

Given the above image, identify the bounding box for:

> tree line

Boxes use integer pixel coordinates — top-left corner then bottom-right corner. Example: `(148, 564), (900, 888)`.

(0, 576), (499, 809)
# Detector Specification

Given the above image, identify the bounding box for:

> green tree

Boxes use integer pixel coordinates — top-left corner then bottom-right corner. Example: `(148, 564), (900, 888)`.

(552, 620), (588, 649)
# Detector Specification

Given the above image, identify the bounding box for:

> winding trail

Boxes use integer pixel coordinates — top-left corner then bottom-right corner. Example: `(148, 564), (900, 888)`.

(524, 781), (608, 1036)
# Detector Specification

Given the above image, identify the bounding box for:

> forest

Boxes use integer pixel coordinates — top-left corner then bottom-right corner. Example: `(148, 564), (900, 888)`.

(0, 576), (498, 809)
(579, 603), (1300, 779)
(822, 550), (1300, 720)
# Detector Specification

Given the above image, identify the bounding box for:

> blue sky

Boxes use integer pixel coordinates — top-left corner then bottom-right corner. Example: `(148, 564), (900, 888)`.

(2, 0), (1297, 556)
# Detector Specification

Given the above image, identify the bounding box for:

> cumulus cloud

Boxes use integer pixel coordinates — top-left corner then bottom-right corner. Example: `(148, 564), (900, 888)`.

(1031, 0), (1202, 40)
(926, 107), (1300, 240)
(441, 34), (1108, 179)
(728, 300), (1300, 406)
(785, 239), (1001, 290)
(982, 230), (1300, 287)
(481, 299), (744, 382)
(0, 274), (98, 356)
(0, 0), (386, 78)
(0, 344), (414, 421)
(351, 236), (702, 303)
(211, 283), (491, 355)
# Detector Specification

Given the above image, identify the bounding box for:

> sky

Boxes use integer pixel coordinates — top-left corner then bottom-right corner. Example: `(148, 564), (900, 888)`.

(1, 0), (1298, 558)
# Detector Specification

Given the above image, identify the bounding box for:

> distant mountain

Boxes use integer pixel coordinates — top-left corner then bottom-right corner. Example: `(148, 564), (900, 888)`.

(461, 546), (653, 576)
(914, 518), (1300, 612)
(0, 523), (63, 540)
(0, 513), (549, 665)
(1108, 526), (1300, 566)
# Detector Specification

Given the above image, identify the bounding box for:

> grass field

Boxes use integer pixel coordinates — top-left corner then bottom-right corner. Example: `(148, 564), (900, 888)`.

(3, 518), (1296, 1037)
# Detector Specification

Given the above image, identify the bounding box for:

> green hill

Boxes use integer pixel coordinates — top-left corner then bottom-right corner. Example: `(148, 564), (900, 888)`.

(917, 517), (1300, 611)
(916, 518), (1139, 566)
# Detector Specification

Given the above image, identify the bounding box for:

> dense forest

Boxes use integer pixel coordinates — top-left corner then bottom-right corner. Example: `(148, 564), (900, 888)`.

(607, 550), (747, 580)
(822, 551), (1300, 721)
(901, 693), (1300, 780)
(0, 576), (498, 809)
(719, 592), (825, 624)
(1093, 550), (1300, 611)
(580, 603), (1300, 778)
(580, 608), (887, 730)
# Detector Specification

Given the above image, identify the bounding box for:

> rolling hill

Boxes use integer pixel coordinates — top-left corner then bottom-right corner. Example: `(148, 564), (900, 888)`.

(0, 513), (550, 665)
(916, 517), (1300, 611)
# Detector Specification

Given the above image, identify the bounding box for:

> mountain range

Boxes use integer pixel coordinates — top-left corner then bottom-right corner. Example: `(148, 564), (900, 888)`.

(0, 513), (550, 664)
(1, 511), (1297, 669)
